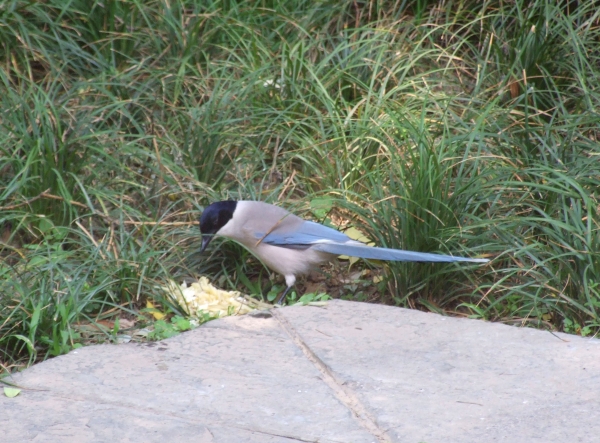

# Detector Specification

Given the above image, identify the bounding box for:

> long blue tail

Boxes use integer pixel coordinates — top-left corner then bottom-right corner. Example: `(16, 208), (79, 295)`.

(312, 243), (489, 263)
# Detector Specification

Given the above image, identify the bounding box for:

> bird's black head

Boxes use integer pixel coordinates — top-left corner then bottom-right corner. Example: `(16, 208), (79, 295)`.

(199, 200), (237, 251)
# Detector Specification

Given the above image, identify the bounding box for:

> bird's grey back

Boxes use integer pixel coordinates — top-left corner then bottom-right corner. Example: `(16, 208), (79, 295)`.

(218, 201), (305, 246)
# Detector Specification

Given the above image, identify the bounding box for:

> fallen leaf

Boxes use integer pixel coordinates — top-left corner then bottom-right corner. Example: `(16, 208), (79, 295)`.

(343, 226), (375, 245)
(133, 328), (150, 338)
(4, 387), (21, 398)
(73, 320), (114, 332)
(339, 226), (375, 264)
(96, 319), (115, 329)
(118, 318), (135, 329)
(116, 334), (132, 344)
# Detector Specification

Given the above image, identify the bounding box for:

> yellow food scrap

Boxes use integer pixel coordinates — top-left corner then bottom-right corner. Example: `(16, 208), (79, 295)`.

(164, 277), (268, 318)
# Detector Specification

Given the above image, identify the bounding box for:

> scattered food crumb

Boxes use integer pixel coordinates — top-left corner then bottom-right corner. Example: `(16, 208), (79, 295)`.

(164, 277), (272, 319)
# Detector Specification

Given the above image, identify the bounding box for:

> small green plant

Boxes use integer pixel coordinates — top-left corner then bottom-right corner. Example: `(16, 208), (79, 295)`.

(563, 318), (594, 337)
(147, 316), (194, 341)
(340, 279), (373, 303)
(297, 292), (331, 305)
(266, 285), (288, 303)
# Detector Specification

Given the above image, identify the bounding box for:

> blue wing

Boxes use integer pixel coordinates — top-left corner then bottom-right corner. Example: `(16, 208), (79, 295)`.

(256, 220), (352, 246)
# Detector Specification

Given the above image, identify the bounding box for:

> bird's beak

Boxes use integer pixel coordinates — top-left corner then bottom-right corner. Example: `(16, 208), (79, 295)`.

(201, 235), (213, 252)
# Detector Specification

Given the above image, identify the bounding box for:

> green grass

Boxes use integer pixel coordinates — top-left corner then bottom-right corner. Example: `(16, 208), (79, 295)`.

(1, 0), (600, 370)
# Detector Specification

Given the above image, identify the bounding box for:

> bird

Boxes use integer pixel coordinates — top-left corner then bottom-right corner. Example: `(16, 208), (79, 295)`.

(199, 200), (489, 304)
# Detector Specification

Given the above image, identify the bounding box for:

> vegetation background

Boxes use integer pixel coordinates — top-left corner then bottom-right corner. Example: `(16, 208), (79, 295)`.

(1, 0), (599, 372)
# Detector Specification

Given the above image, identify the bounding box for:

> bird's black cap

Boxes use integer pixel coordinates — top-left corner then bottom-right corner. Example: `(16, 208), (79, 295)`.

(199, 200), (237, 251)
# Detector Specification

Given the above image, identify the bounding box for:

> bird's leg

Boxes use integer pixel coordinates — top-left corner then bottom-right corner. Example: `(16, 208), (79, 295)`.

(276, 285), (294, 305)
(276, 274), (297, 305)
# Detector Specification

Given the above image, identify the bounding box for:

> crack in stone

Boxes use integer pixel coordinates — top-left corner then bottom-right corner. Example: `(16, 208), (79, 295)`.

(272, 309), (392, 443)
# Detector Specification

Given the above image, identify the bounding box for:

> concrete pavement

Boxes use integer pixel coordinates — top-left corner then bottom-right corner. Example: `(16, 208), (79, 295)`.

(2, 300), (599, 442)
